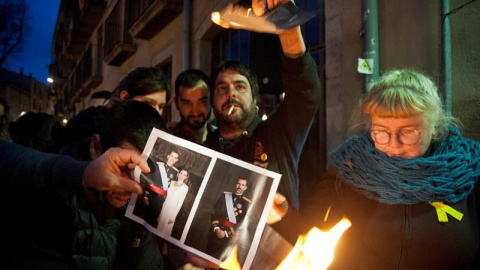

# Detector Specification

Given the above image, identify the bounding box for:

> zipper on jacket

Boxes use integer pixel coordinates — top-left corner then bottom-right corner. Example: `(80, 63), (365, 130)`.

(397, 204), (412, 269)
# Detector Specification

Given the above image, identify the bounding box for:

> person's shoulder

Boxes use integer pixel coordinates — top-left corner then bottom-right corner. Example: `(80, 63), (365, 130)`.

(241, 196), (251, 203)
(166, 121), (180, 134)
(223, 191), (232, 195)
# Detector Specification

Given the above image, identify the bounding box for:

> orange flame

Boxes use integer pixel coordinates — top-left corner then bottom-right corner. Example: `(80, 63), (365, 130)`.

(219, 245), (241, 270)
(276, 217), (351, 270)
(217, 217), (351, 270)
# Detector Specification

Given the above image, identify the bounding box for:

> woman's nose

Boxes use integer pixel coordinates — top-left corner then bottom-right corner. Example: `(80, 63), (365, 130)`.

(388, 132), (403, 147)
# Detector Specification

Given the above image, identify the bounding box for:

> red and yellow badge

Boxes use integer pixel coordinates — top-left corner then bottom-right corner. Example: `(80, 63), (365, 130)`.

(254, 141), (269, 168)
(254, 142), (264, 159)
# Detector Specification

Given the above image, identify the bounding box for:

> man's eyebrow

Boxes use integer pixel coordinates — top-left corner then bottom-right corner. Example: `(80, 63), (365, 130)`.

(233, 79), (248, 85)
(215, 79), (248, 86)
(214, 81), (226, 87)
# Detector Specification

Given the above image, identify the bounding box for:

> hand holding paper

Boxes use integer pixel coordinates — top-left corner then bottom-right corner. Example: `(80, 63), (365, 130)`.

(267, 193), (289, 224)
(211, 1), (315, 34)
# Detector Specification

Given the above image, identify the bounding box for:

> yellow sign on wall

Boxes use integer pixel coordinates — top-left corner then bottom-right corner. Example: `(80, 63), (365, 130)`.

(358, 58), (374, 74)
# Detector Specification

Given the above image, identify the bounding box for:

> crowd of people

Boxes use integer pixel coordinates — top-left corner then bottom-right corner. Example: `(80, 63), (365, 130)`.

(0, 0), (479, 269)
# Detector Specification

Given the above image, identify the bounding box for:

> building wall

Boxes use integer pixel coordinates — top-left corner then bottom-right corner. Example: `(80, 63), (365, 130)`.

(0, 68), (51, 121)
(30, 80), (51, 114)
(0, 86), (30, 120)
(325, 0), (363, 158)
(451, 0), (480, 140)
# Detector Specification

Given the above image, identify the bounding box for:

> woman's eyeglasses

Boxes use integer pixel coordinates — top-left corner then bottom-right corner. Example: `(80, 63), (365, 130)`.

(370, 129), (422, 145)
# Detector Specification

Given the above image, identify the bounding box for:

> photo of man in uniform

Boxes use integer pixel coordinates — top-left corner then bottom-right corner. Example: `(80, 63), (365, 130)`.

(205, 177), (251, 261)
(132, 157), (168, 228)
(158, 149), (180, 188)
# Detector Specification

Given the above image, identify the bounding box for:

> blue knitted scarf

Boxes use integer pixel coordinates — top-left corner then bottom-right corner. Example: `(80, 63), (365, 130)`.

(331, 127), (480, 204)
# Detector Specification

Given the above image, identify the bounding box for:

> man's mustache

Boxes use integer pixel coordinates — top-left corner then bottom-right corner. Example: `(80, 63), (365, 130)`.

(223, 99), (243, 110)
(187, 114), (205, 121)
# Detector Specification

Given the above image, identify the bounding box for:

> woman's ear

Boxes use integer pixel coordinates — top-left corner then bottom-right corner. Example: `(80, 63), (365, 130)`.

(89, 134), (103, 160)
(119, 90), (129, 100)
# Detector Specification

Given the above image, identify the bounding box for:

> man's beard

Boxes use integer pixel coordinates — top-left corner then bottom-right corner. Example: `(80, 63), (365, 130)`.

(181, 110), (211, 130)
(214, 100), (256, 133)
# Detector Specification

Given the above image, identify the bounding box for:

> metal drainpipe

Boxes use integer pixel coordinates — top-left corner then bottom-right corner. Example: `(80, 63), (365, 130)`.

(441, 0), (452, 115)
(363, 0), (380, 91)
(183, 0), (191, 70)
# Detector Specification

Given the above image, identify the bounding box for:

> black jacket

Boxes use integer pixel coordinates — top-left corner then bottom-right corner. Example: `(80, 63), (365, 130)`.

(303, 165), (480, 270)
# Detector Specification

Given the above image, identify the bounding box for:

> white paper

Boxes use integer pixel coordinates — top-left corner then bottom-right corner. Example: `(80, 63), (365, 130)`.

(125, 128), (281, 269)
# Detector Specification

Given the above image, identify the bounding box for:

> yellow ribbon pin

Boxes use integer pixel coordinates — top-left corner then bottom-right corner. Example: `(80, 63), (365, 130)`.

(430, 202), (464, 222)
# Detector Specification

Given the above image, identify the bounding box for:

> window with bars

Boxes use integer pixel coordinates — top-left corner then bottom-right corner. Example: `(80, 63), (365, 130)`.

(104, 0), (133, 57)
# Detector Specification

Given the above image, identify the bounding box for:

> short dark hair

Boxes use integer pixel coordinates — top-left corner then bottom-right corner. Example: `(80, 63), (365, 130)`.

(174, 69), (209, 99)
(100, 100), (166, 151)
(63, 106), (108, 144)
(9, 112), (65, 153)
(113, 67), (171, 102)
(237, 177), (248, 186)
(210, 61), (259, 105)
(169, 148), (181, 157)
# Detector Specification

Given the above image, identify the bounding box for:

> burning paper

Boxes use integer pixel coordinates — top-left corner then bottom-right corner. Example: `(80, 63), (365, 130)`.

(220, 218), (351, 269)
(276, 218), (351, 270)
(220, 245), (241, 270)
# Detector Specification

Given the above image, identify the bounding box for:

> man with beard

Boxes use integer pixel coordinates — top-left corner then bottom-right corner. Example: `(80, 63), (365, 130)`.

(168, 69), (216, 144)
(203, 0), (321, 235)
(164, 69), (218, 269)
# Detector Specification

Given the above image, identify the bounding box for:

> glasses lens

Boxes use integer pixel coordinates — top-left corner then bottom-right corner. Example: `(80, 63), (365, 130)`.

(400, 130), (420, 145)
(373, 131), (389, 144)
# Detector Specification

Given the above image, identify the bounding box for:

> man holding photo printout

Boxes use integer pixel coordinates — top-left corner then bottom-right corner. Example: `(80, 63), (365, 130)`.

(204, 0), (320, 243)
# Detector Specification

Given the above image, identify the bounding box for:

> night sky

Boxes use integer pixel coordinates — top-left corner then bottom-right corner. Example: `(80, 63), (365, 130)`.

(2, 0), (61, 84)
